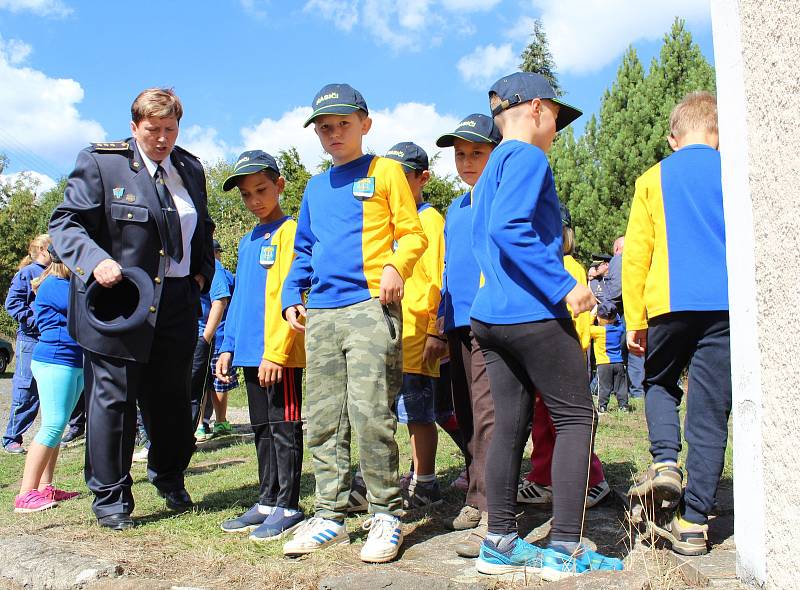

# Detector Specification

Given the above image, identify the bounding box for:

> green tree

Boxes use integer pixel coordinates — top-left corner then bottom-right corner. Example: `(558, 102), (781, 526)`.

(204, 160), (251, 271)
(519, 19), (562, 96)
(36, 178), (67, 233)
(277, 147), (310, 218)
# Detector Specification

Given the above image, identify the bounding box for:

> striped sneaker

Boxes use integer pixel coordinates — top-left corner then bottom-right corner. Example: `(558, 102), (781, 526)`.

(476, 536), (544, 575)
(360, 513), (403, 563)
(517, 480), (552, 505)
(585, 480), (610, 508)
(282, 517), (349, 555)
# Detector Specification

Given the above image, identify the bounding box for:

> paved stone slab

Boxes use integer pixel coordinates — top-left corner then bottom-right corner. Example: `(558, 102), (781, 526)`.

(319, 570), (483, 590)
(0, 535), (122, 590)
(528, 570), (650, 590)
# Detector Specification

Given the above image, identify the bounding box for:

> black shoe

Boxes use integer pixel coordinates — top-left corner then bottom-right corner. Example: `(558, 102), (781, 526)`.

(158, 488), (194, 512)
(97, 513), (135, 531)
(60, 428), (85, 445)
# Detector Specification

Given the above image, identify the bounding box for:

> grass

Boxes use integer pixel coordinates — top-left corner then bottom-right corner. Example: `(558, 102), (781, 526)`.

(0, 387), (732, 590)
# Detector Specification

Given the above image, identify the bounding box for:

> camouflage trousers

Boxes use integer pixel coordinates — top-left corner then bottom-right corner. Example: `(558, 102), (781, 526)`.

(305, 297), (403, 521)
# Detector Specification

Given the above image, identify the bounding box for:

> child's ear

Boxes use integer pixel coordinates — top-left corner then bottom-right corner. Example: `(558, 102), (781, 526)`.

(420, 169), (431, 186)
(361, 116), (372, 136)
(667, 133), (680, 152)
(276, 176), (286, 193)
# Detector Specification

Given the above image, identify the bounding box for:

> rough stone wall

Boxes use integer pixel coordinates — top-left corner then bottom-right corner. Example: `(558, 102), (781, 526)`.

(712, 0), (800, 588)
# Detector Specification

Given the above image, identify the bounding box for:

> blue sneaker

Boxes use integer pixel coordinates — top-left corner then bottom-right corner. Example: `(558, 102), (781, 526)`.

(249, 509), (305, 542)
(220, 504), (268, 533)
(476, 537), (545, 575)
(540, 545), (624, 581)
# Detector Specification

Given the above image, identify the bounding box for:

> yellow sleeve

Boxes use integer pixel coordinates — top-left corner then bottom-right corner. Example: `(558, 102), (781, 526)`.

(422, 208), (445, 335)
(381, 160), (428, 281)
(264, 220), (300, 365)
(564, 255), (591, 351)
(623, 170), (657, 331)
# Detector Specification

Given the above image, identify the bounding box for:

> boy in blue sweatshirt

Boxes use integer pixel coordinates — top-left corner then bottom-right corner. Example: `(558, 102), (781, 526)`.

(214, 151), (306, 542)
(281, 84), (427, 563)
(471, 72), (622, 580)
(624, 92), (729, 557)
(435, 114), (501, 558)
(590, 303), (630, 413)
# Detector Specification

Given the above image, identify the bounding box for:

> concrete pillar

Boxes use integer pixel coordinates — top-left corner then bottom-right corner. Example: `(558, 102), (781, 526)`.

(710, 1), (800, 588)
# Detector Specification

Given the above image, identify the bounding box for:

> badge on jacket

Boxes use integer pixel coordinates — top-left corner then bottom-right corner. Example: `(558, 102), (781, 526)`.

(259, 244), (277, 269)
(353, 177), (375, 201)
(113, 187), (125, 199)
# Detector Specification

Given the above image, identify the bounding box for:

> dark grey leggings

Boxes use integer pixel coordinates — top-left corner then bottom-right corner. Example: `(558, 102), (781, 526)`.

(471, 318), (597, 543)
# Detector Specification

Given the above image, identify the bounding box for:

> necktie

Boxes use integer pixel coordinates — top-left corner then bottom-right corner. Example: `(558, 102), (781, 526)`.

(154, 165), (184, 262)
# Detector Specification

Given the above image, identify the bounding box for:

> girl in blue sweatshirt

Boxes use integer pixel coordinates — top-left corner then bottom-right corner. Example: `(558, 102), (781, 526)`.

(14, 246), (83, 513)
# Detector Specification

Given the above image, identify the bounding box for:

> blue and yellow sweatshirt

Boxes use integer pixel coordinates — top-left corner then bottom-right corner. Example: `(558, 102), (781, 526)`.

(623, 144), (728, 330)
(403, 202), (445, 377)
(439, 191), (482, 333)
(282, 154), (427, 311)
(470, 141), (575, 324)
(590, 317), (625, 365)
(221, 216), (304, 368)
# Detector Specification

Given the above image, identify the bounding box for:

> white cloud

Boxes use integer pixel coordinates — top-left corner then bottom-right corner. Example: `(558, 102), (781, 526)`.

(0, 170), (57, 196)
(304, 0), (359, 31)
(0, 0), (72, 17)
(238, 102), (464, 178)
(0, 36), (106, 172)
(180, 125), (231, 165)
(302, 0), (494, 50)
(240, 0), (268, 19)
(457, 43), (517, 88)
(530, 0), (712, 74)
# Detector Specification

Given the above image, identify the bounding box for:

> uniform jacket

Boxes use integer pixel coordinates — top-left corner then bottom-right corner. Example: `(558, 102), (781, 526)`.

(49, 138), (215, 362)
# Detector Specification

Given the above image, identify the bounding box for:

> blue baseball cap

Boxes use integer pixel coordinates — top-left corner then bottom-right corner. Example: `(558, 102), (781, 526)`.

(436, 113), (502, 148)
(489, 72), (582, 131)
(559, 202), (572, 228)
(303, 83), (368, 128)
(222, 150), (280, 192)
(384, 142), (429, 171)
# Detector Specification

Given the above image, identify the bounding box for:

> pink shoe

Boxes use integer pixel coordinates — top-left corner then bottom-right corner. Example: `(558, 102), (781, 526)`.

(14, 489), (58, 513)
(42, 484), (80, 502)
(451, 470), (469, 492)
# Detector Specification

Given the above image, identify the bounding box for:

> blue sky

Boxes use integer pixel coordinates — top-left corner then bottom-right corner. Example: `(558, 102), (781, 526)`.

(0, 0), (714, 188)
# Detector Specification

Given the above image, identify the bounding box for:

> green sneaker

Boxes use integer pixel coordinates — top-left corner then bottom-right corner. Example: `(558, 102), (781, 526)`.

(195, 424), (213, 442)
(213, 421), (232, 436)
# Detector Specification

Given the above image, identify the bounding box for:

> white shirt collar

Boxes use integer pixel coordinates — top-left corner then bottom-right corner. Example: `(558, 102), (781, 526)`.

(137, 144), (176, 178)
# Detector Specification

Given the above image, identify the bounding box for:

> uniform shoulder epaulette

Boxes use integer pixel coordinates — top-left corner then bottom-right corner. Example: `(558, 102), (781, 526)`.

(91, 141), (130, 152)
(172, 145), (200, 161)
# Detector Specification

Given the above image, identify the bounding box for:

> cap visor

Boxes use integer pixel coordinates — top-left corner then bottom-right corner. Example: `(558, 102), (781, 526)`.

(435, 130), (498, 148)
(303, 105), (364, 128)
(222, 164), (272, 192)
(552, 99), (583, 132)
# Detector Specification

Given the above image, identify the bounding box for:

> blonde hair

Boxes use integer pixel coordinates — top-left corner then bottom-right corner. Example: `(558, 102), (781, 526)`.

(669, 91), (718, 139)
(562, 226), (575, 256)
(31, 261), (70, 292)
(19, 234), (51, 270)
(131, 88), (183, 124)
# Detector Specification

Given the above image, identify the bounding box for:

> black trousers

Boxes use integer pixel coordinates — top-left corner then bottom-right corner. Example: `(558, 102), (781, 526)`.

(597, 363), (628, 408)
(84, 277), (197, 518)
(243, 366), (304, 510)
(644, 311), (731, 524)
(67, 392), (86, 432)
(189, 336), (213, 430)
(472, 318), (596, 543)
(447, 326), (494, 511)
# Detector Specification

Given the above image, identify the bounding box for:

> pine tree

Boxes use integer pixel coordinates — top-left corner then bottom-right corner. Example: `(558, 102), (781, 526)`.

(519, 19), (562, 96)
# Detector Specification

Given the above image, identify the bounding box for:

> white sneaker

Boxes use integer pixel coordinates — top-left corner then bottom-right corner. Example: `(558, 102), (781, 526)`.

(132, 447), (149, 463)
(517, 480), (552, 504)
(282, 517), (349, 555)
(585, 480), (611, 508)
(360, 513), (403, 563)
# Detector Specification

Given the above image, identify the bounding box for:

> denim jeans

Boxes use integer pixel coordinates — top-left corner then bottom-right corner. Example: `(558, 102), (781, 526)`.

(3, 335), (40, 447)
